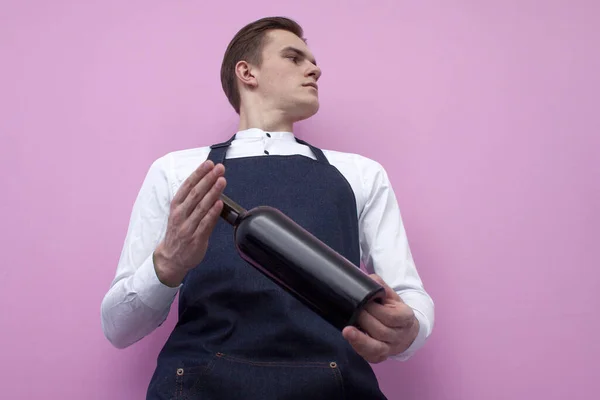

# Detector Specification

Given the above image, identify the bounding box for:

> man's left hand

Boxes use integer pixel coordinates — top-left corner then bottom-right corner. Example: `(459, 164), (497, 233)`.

(342, 274), (419, 363)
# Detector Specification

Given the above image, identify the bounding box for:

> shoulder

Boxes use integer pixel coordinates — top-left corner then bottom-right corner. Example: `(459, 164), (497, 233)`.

(148, 146), (212, 194)
(320, 149), (390, 210)
(321, 148), (388, 183)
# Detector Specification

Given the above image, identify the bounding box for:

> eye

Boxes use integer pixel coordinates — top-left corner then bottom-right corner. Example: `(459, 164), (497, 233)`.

(287, 55), (300, 64)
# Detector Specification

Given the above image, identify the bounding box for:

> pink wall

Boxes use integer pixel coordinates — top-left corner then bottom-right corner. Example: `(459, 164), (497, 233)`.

(1, 1), (598, 399)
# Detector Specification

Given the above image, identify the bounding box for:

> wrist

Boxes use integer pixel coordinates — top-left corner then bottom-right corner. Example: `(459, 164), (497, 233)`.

(409, 313), (420, 342)
(153, 243), (186, 288)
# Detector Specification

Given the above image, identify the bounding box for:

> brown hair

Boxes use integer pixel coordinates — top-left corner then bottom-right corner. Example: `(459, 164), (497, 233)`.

(220, 17), (304, 114)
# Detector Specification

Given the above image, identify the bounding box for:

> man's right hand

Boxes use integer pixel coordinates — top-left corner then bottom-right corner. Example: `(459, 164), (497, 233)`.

(153, 160), (227, 287)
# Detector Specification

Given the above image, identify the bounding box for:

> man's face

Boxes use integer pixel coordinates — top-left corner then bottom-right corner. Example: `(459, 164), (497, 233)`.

(253, 29), (322, 121)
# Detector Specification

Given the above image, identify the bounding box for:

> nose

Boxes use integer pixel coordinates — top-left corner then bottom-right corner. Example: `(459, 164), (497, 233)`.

(306, 63), (322, 81)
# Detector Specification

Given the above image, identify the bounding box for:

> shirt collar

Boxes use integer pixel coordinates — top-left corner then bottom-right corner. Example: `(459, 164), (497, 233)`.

(235, 128), (295, 141)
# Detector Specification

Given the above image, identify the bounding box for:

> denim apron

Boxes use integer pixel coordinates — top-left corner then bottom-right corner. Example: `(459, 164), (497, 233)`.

(146, 135), (388, 399)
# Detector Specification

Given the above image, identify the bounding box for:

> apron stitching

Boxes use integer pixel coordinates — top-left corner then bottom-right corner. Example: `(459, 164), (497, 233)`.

(331, 365), (346, 399)
(216, 352), (332, 368)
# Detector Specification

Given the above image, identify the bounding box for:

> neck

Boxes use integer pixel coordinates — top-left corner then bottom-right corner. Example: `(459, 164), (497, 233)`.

(237, 106), (294, 133)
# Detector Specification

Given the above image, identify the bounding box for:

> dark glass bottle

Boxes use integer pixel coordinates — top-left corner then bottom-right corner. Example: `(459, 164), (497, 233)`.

(219, 194), (385, 331)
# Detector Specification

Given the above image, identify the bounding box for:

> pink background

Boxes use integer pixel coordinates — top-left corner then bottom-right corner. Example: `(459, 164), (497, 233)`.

(1, 1), (599, 399)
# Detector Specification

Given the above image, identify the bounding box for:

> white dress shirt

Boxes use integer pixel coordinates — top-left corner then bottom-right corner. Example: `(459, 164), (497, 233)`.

(101, 128), (434, 362)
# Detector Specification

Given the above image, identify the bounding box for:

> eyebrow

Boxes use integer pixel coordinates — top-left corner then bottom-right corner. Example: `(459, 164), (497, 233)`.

(281, 46), (317, 66)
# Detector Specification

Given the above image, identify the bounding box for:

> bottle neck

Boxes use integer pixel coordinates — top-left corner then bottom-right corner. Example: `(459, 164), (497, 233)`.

(220, 194), (247, 226)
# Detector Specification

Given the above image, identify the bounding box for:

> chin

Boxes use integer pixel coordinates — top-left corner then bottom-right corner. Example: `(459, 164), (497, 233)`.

(292, 100), (320, 122)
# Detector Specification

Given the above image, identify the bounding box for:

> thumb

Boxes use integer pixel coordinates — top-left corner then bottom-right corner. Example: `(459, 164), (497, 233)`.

(369, 274), (403, 303)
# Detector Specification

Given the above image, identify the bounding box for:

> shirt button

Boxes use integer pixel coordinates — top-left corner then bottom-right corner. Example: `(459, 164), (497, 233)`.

(264, 150), (269, 155)
(266, 132), (271, 138)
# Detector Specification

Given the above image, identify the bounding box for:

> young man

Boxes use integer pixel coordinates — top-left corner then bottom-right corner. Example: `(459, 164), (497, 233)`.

(101, 16), (434, 399)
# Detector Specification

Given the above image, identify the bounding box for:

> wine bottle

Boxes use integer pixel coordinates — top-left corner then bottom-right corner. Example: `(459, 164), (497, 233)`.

(219, 194), (386, 331)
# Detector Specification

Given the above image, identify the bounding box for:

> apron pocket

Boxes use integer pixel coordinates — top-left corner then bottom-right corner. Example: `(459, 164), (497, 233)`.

(186, 352), (345, 400)
(149, 359), (217, 400)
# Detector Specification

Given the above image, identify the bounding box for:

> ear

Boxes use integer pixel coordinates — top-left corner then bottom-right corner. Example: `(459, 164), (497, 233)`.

(234, 60), (258, 89)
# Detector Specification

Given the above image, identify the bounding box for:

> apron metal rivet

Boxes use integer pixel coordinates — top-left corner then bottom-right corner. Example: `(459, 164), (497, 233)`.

(329, 362), (337, 368)
(176, 368), (184, 376)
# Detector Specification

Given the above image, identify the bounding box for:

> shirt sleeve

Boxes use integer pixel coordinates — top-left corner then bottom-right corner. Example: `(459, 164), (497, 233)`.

(357, 157), (435, 361)
(100, 154), (180, 349)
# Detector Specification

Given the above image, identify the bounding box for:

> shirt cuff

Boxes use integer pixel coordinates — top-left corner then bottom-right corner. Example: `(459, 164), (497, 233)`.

(132, 253), (181, 310)
(388, 308), (430, 361)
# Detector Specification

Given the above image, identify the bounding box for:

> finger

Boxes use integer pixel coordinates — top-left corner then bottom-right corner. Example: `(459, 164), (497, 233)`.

(356, 309), (398, 343)
(172, 160), (215, 206)
(194, 197), (224, 240)
(342, 326), (389, 363)
(179, 163), (225, 217)
(369, 274), (402, 302)
(186, 176), (227, 229)
(363, 301), (415, 329)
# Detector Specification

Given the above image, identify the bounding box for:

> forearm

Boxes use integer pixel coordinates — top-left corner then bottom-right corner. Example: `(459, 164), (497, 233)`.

(389, 288), (434, 361)
(101, 253), (179, 349)
(355, 157), (435, 361)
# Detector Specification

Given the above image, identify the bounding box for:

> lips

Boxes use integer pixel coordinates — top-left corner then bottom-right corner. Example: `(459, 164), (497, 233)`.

(303, 83), (318, 90)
